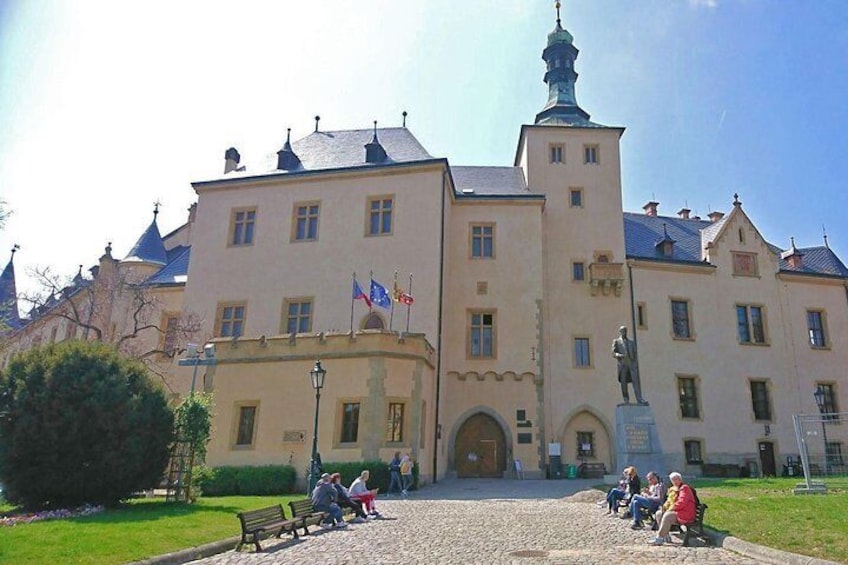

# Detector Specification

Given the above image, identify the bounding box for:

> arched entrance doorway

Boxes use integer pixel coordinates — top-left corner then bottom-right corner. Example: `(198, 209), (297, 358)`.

(561, 410), (613, 473)
(454, 413), (507, 478)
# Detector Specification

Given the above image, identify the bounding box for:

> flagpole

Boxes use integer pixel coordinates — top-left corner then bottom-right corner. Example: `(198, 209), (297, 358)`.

(389, 271), (397, 332)
(406, 273), (413, 333)
(350, 272), (356, 333)
(369, 270), (373, 313)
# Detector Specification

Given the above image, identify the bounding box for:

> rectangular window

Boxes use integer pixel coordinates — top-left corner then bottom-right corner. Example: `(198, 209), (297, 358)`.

(216, 302), (246, 338)
(569, 188), (583, 208)
(576, 431), (595, 458)
(469, 311), (496, 358)
(517, 433), (533, 444)
(737, 305), (766, 344)
(368, 196), (393, 236)
(573, 337), (591, 367)
(283, 298), (313, 334)
(235, 405), (257, 446)
(678, 376), (700, 419)
(572, 261), (585, 281)
(732, 252), (759, 276)
(816, 383), (839, 420)
(750, 380), (772, 421)
(387, 402), (404, 443)
(684, 439), (704, 464)
(550, 144), (564, 164)
(583, 144), (599, 165)
(161, 313), (180, 356)
(671, 299), (692, 339)
(807, 310), (827, 347)
(637, 303), (647, 329)
(340, 402), (360, 444)
(293, 202), (320, 242)
(826, 442), (844, 467)
(470, 223), (495, 259)
(230, 208), (256, 246)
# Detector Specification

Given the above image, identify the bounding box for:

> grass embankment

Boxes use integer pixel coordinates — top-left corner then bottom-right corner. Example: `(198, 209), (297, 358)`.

(0, 495), (301, 565)
(693, 477), (847, 563)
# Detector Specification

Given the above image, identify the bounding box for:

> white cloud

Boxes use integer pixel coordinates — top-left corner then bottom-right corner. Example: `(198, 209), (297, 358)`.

(689, 0), (718, 8)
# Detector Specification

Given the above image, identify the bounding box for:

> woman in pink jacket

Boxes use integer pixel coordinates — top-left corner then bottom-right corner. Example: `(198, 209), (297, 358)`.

(650, 472), (696, 545)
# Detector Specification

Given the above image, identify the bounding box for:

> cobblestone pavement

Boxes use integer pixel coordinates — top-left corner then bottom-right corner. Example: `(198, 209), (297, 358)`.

(189, 478), (765, 565)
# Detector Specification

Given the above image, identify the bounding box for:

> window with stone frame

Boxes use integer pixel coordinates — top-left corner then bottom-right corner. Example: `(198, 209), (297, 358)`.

(807, 310), (827, 348)
(283, 298), (313, 334)
(340, 402), (360, 444)
(235, 405), (257, 446)
(677, 376), (700, 419)
(737, 304), (766, 344)
(573, 337), (591, 367)
(386, 402), (405, 443)
(367, 196), (393, 236)
(671, 299), (692, 339)
(292, 202), (320, 242)
(229, 208), (256, 246)
(684, 439), (704, 464)
(216, 302), (246, 338)
(470, 223), (495, 259)
(750, 380), (772, 421)
(469, 310), (496, 358)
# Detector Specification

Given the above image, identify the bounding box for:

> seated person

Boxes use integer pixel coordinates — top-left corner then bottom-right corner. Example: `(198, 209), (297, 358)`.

(605, 466), (640, 514)
(349, 470), (380, 516)
(330, 473), (368, 522)
(629, 471), (664, 529)
(311, 473), (346, 528)
(650, 472), (696, 545)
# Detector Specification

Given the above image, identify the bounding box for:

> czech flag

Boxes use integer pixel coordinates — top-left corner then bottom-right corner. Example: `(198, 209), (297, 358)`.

(353, 278), (372, 308)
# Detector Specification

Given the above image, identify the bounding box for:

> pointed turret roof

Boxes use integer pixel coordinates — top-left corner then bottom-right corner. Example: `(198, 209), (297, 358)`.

(0, 246), (22, 331)
(123, 206), (168, 265)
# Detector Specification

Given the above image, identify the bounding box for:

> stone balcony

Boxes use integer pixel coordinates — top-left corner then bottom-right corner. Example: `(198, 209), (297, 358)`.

(589, 262), (625, 296)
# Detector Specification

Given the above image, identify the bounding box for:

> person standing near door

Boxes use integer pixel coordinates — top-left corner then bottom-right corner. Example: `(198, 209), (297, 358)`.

(387, 451), (403, 496)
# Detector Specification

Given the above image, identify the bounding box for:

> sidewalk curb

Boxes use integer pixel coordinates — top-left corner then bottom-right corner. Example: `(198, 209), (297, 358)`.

(707, 528), (842, 565)
(126, 536), (238, 565)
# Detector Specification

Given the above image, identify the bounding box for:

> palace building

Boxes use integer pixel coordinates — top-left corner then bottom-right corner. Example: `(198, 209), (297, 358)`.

(2, 10), (846, 484)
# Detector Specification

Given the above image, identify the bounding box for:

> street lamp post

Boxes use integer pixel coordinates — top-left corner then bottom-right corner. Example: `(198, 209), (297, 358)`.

(814, 385), (831, 475)
(307, 360), (327, 495)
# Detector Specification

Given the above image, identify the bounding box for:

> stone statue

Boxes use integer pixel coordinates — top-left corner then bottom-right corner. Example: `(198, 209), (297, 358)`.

(611, 326), (646, 404)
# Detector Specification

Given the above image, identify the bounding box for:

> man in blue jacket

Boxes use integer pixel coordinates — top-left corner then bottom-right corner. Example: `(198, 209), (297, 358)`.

(311, 473), (346, 527)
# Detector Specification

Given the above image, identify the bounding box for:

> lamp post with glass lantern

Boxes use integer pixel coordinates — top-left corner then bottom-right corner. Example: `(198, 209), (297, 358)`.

(814, 385), (831, 475)
(307, 360), (326, 494)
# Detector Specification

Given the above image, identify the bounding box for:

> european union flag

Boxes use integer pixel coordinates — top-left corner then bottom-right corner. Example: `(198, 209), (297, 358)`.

(370, 278), (392, 309)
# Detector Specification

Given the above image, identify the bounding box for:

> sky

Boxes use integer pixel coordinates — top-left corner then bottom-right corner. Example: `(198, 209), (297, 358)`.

(2, 0), (848, 300)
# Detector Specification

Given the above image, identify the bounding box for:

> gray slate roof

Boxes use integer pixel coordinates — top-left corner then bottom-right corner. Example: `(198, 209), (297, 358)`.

(624, 212), (848, 277)
(124, 217), (168, 265)
(451, 166), (531, 196)
(146, 246), (190, 285)
(624, 213), (711, 264)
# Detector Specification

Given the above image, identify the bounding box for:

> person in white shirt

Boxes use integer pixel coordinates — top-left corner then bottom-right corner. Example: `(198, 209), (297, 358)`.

(349, 470), (379, 516)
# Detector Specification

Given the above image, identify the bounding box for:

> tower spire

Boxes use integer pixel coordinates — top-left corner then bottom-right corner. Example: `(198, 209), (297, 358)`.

(534, 1), (595, 126)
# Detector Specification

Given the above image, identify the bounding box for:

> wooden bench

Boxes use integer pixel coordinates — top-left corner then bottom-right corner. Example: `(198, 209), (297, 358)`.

(680, 503), (709, 546)
(288, 498), (357, 533)
(579, 462), (607, 479)
(235, 504), (300, 552)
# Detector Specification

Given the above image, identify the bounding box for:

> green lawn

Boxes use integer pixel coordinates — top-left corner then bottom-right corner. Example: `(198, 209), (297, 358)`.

(692, 477), (847, 563)
(1, 479), (846, 564)
(0, 496), (302, 565)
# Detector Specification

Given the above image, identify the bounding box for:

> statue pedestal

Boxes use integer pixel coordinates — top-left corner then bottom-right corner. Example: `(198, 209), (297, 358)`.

(615, 404), (665, 477)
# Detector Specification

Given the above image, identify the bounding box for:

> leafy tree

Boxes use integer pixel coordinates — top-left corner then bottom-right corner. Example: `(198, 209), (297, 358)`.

(0, 341), (174, 508)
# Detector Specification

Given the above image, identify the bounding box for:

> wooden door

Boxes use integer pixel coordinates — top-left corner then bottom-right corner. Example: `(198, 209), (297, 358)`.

(759, 441), (776, 477)
(455, 413), (506, 478)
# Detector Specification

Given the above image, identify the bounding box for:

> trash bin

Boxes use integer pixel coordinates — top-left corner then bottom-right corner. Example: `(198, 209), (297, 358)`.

(549, 455), (564, 479)
(566, 464), (578, 479)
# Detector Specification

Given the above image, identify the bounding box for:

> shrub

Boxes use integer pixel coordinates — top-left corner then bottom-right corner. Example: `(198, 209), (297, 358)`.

(194, 465), (296, 496)
(0, 341), (174, 508)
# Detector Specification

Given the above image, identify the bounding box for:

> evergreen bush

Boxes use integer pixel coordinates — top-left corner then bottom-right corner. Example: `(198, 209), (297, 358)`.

(0, 341), (174, 508)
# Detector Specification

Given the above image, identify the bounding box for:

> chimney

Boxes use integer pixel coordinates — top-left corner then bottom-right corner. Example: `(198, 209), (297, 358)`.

(708, 211), (725, 223)
(187, 202), (198, 223)
(677, 208), (691, 219)
(224, 147), (241, 174)
(643, 201), (659, 217)
(365, 121), (388, 164)
(781, 237), (804, 269)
